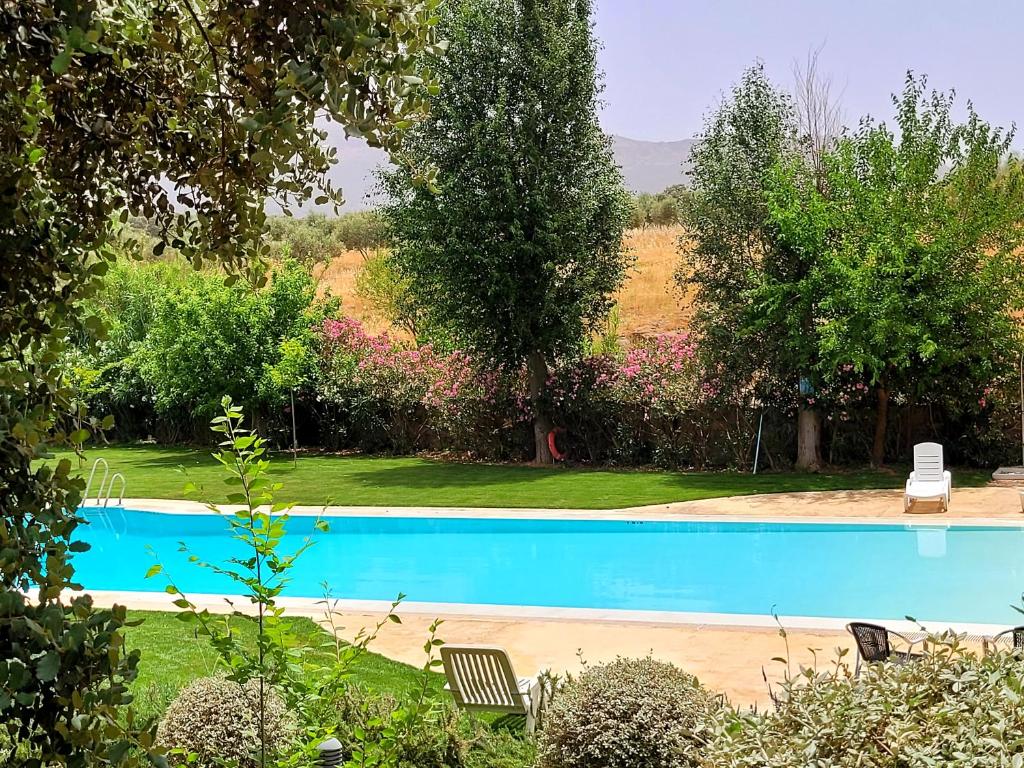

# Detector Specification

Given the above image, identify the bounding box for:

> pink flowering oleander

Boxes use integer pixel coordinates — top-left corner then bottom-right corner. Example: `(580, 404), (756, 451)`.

(545, 333), (707, 417)
(321, 319), (713, 425)
(319, 317), (507, 425)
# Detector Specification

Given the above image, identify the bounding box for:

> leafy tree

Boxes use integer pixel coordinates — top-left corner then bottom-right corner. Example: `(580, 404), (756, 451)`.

(767, 75), (1024, 464)
(266, 213), (341, 269)
(677, 65), (829, 469)
(384, 0), (631, 462)
(135, 260), (331, 427)
(0, 1), (439, 763)
(333, 210), (388, 259)
(70, 253), (187, 409)
(629, 189), (683, 228)
(354, 249), (424, 339)
(266, 210), (387, 269)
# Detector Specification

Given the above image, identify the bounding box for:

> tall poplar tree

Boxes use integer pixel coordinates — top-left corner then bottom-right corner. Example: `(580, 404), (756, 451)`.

(384, 0), (631, 463)
(678, 66), (828, 470)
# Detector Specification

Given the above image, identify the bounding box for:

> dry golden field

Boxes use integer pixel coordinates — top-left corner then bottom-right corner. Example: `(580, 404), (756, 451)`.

(316, 225), (695, 339)
(314, 249), (390, 333)
(617, 225), (694, 338)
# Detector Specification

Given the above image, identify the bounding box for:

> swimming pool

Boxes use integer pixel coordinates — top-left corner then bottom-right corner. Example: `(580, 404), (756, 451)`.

(75, 508), (1024, 625)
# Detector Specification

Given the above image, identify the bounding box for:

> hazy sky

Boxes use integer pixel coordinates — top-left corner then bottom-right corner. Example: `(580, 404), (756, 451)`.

(594, 1), (1024, 143)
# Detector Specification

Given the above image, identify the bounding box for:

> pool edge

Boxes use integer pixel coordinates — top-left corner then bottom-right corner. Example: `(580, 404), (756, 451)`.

(80, 588), (1012, 636)
(89, 496), (1024, 528)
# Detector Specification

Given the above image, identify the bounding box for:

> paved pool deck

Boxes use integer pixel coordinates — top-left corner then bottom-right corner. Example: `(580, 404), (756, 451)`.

(112, 483), (1023, 523)
(93, 485), (1023, 709)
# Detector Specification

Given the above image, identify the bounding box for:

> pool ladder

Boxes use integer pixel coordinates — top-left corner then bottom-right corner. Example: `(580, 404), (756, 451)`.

(82, 458), (128, 536)
(83, 457), (127, 507)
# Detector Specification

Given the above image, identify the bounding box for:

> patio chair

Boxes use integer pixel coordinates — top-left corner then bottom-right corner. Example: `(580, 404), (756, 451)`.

(990, 626), (1024, 653)
(846, 622), (924, 677)
(440, 645), (541, 733)
(904, 442), (951, 513)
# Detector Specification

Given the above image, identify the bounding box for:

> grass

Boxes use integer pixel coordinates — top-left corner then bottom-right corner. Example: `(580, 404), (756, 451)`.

(125, 610), (435, 721)
(615, 225), (693, 336)
(126, 611), (535, 766)
(48, 444), (993, 509)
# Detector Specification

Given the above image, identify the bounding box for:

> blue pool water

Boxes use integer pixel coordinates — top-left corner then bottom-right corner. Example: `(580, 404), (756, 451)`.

(75, 508), (1024, 624)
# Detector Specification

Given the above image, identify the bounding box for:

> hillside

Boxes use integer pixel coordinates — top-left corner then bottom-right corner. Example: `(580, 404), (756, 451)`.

(283, 131), (694, 214)
(611, 136), (694, 194)
(317, 225), (695, 340)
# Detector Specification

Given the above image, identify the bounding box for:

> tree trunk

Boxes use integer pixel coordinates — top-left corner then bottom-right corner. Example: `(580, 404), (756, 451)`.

(872, 385), (890, 467)
(526, 351), (554, 464)
(795, 407), (823, 471)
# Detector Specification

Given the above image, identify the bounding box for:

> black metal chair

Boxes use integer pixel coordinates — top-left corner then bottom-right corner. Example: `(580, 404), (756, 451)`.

(990, 626), (1024, 653)
(846, 622), (923, 677)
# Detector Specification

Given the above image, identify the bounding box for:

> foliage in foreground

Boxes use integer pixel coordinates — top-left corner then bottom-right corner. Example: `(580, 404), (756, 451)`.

(149, 399), (449, 768)
(709, 636), (1024, 767)
(539, 657), (720, 768)
(539, 641), (1024, 768)
(1, 0), (440, 763)
(157, 677), (290, 768)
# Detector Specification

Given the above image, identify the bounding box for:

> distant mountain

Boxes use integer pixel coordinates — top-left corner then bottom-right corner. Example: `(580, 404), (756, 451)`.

(611, 135), (694, 194)
(278, 130), (695, 214)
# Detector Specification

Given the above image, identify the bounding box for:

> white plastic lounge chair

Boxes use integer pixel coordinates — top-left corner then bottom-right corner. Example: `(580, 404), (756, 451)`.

(904, 442), (951, 513)
(440, 645), (541, 733)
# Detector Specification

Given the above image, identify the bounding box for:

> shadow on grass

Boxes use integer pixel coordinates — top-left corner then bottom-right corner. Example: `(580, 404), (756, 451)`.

(341, 461), (566, 490)
(338, 460), (907, 492)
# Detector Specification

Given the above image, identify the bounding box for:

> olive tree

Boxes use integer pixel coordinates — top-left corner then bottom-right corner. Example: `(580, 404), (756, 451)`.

(384, 0), (631, 463)
(0, 1), (440, 762)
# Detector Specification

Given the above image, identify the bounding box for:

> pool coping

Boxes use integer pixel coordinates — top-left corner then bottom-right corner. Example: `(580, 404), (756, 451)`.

(88, 496), (1024, 528)
(83, 588), (1011, 637)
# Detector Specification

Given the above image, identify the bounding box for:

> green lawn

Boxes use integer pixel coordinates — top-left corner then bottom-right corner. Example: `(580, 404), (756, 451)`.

(126, 610), (436, 722)
(53, 444), (993, 509)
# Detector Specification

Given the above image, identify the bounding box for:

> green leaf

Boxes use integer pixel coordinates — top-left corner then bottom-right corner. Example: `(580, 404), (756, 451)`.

(51, 48), (72, 74)
(36, 652), (59, 682)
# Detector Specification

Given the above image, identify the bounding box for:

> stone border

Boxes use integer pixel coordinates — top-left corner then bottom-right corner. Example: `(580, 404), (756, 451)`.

(89, 496), (1024, 528)
(86, 588), (1008, 637)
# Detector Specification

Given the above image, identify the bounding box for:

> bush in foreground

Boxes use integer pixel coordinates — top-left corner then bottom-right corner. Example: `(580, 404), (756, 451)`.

(330, 686), (467, 768)
(539, 657), (719, 768)
(708, 636), (1024, 766)
(156, 676), (289, 767)
(324, 685), (536, 768)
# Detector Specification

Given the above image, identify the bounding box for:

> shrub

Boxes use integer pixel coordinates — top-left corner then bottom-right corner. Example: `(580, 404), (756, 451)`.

(316, 316), (524, 456)
(72, 258), (332, 441)
(322, 684), (538, 768)
(708, 637), (1024, 767)
(328, 685), (468, 768)
(156, 676), (290, 768)
(538, 657), (719, 768)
